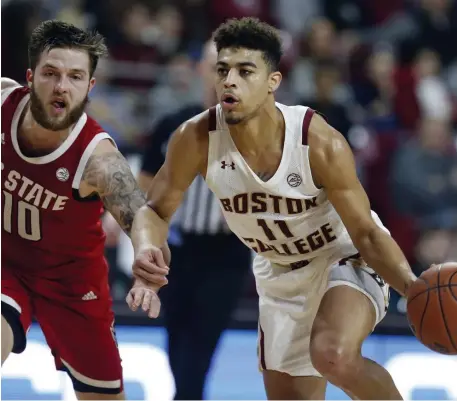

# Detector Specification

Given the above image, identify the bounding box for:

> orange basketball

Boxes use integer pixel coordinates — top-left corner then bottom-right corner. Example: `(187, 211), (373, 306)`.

(406, 262), (457, 355)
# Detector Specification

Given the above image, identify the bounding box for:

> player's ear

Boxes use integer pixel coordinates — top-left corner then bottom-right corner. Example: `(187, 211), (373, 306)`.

(26, 69), (33, 87)
(88, 77), (96, 92)
(268, 71), (282, 94)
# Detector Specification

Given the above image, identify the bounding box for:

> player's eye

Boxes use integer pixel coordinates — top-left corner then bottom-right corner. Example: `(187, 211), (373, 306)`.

(43, 71), (55, 77)
(217, 68), (228, 76)
(72, 75), (82, 80)
(240, 69), (252, 77)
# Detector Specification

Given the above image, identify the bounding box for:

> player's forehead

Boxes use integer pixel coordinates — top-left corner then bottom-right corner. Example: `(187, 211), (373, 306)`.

(217, 47), (265, 69)
(37, 47), (91, 73)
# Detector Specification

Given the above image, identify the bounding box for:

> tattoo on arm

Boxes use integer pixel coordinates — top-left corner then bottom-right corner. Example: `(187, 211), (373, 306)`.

(256, 171), (274, 182)
(82, 152), (146, 235)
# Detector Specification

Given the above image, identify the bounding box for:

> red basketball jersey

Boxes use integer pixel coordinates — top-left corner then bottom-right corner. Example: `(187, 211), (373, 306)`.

(1, 86), (114, 271)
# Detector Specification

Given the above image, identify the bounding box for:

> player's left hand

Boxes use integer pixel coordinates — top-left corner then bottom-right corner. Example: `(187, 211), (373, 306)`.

(126, 278), (161, 318)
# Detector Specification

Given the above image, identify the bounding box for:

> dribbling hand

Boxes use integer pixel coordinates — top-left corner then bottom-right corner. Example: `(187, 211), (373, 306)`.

(132, 246), (169, 286)
(126, 277), (161, 318)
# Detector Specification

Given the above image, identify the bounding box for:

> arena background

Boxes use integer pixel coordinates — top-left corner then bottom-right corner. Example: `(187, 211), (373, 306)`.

(1, 0), (457, 399)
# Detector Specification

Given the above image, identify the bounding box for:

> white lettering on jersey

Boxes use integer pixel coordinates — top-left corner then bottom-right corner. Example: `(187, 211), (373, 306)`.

(3, 169), (68, 211)
(2, 168), (69, 241)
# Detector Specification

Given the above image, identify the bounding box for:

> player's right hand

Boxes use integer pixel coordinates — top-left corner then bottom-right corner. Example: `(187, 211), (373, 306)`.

(132, 246), (169, 286)
(126, 277), (161, 318)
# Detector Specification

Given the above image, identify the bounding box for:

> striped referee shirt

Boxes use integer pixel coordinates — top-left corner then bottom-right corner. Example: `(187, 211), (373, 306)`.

(141, 105), (230, 235)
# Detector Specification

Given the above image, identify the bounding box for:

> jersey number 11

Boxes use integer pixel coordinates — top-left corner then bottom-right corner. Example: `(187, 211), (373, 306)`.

(257, 218), (294, 241)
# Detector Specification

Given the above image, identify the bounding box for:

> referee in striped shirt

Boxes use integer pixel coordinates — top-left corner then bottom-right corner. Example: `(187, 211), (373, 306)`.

(139, 41), (251, 400)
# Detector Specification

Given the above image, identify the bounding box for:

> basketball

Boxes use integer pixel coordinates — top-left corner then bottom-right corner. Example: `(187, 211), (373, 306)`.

(406, 262), (457, 355)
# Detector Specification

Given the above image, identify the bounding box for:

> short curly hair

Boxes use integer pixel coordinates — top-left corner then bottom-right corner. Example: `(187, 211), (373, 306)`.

(212, 17), (282, 72)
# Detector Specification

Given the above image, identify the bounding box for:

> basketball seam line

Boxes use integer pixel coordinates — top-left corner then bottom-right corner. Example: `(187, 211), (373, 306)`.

(448, 271), (457, 302)
(437, 264), (457, 352)
(408, 283), (457, 304)
(417, 276), (430, 342)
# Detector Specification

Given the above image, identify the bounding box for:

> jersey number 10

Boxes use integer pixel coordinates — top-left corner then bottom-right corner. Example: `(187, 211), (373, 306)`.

(3, 191), (42, 241)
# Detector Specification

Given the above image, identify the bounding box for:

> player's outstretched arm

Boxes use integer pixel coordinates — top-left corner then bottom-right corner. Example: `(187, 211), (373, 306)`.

(131, 113), (209, 281)
(308, 114), (417, 296)
(80, 139), (146, 237)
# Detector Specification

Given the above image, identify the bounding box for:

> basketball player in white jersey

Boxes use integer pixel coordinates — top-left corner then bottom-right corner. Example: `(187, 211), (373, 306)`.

(128, 18), (418, 400)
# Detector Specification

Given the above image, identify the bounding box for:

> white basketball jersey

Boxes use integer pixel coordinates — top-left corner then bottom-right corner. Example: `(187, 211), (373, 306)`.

(205, 103), (359, 266)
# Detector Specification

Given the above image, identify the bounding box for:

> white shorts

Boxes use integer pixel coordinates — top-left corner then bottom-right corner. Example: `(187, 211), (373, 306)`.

(255, 252), (390, 377)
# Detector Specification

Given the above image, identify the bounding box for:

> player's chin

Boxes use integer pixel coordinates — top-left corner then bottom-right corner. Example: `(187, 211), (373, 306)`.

(47, 117), (72, 131)
(224, 112), (244, 125)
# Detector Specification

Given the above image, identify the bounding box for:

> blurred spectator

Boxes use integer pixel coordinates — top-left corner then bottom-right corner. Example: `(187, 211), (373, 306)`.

(390, 118), (457, 270)
(152, 4), (185, 59)
(108, 2), (161, 89)
(413, 49), (453, 121)
(352, 46), (399, 130)
(300, 62), (352, 139)
(323, 0), (417, 44)
(88, 58), (142, 149)
(147, 53), (201, 128)
(273, 0), (320, 37)
(290, 18), (341, 101)
(409, 0), (457, 68)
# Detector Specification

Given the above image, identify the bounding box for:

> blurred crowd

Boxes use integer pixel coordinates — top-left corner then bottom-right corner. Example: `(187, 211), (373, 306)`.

(2, 0), (457, 313)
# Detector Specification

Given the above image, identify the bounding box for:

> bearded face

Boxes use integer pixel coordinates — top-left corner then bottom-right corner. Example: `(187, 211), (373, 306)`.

(27, 47), (95, 131)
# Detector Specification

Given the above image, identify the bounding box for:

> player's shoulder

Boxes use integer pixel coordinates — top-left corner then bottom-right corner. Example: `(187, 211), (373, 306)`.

(174, 107), (212, 147)
(74, 114), (117, 152)
(307, 109), (352, 172)
(1, 80), (27, 108)
(280, 102), (308, 113)
(278, 102), (313, 120)
(1, 77), (21, 91)
(84, 114), (106, 134)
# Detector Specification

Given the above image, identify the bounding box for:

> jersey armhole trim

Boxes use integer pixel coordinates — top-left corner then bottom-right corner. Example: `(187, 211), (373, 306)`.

(208, 106), (217, 132)
(301, 108), (321, 194)
(301, 108), (315, 145)
(1, 86), (21, 106)
(71, 132), (116, 190)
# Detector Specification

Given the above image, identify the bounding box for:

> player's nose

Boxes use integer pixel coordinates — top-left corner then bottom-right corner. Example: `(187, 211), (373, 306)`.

(223, 69), (238, 88)
(54, 77), (70, 93)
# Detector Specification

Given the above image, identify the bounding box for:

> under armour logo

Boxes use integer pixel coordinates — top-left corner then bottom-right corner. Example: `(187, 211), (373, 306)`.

(221, 161), (235, 170)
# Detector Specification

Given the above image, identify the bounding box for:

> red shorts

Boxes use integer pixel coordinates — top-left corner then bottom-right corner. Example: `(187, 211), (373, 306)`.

(1, 257), (123, 394)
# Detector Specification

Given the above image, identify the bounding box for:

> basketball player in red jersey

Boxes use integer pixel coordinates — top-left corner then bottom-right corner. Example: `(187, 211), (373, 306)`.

(1, 20), (168, 399)
(128, 18), (419, 400)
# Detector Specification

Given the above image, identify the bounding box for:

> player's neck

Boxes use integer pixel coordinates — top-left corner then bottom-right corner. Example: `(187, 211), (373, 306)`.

(229, 100), (282, 151)
(20, 104), (72, 148)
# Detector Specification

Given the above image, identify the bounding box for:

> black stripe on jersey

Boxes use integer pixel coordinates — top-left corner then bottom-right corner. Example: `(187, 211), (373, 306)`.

(72, 188), (100, 202)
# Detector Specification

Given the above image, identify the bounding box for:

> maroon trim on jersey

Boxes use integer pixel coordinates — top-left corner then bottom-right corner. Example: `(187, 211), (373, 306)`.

(208, 107), (217, 132)
(301, 108), (315, 146)
(259, 324), (267, 370)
